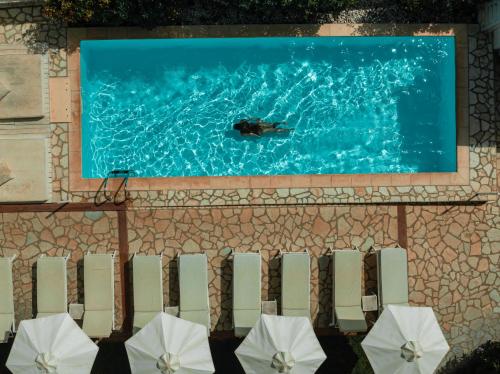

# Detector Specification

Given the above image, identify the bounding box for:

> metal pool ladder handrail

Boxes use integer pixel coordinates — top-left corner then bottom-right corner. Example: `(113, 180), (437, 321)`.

(94, 169), (136, 206)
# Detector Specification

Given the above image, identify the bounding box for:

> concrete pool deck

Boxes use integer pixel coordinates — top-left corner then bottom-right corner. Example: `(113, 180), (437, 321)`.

(0, 4), (498, 368)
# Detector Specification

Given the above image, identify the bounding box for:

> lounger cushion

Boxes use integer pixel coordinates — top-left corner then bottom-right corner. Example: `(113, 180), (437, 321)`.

(282, 253), (310, 318)
(0, 258), (14, 315)
(82, 310), (114, 338)
(133, 255), (163, 329)
(333, 250), (367, 332)
(0, 314), (14, 343)
(233, 253), (261, 336)
(36, 312), (62, 318)
(133, 311), (161, 330)
(178, 254), (210, 330)
(0, 257), (14, 341)
(180, 310), (211, 329)
(83, 254), (114, 338)
(378, 248), (409, 308)
(334, 250), (362, 306)
(336, 306), (367, 332)
(234, 309), (260, 333)
(37, 257), (67, 316)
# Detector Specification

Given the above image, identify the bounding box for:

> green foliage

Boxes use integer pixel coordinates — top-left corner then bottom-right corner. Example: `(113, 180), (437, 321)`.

(43, 0), (354, 26)
(43, 0), (184, 27)
(43, 0), (482, 26)
(348, 335), (374, 374)
(396, 0), (484, 22)
(438, 341), (500, 374)
(210, 0), (355, 13)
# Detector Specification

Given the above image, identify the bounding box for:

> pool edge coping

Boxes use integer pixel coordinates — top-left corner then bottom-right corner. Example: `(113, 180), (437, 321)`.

(65, 23), (470, 192)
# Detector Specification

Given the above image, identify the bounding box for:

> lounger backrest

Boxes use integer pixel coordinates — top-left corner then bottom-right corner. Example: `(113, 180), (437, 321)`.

(84, 254), (114, 311)
(37, 256), (67, 314)
(281, 252), (310, 316)
(233, 253), (261, 312)
(178, 254), (209, 312)
(133, 255), (163, 312)
(334, 250), (362, 307)
(378, 248), (409, 306)
(0, 257), (14, 316)
(0, 257), (15, 341)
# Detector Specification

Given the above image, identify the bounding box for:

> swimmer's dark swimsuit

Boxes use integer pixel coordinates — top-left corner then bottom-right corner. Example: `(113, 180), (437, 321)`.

(236, 123), (263, 136)
(233, 119), (291, 136)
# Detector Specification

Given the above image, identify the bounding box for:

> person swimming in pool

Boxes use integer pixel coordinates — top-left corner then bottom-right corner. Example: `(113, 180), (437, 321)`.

(233, 118), (293, 137)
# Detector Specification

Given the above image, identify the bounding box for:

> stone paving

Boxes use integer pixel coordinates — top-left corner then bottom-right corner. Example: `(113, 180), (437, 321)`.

(127, 205), (399, 330)
(406, 200), (499, 357)
(0, 201), (498, 360)
(0, 5), (66, 76)
(468, 26), (497, 193)
(0, 211), (123, 329)
(51, 123), (69, 202)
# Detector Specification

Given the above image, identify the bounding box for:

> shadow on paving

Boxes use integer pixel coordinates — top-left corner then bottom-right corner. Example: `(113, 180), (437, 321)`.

(0, 335), (358, 373)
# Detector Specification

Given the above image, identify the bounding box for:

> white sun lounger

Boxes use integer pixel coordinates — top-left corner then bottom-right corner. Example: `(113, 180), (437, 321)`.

(83, 252), (116, 338)
(281, 250), (310, 318)
(178, 253), (210, 333)
(233, 252), (261, 337)
(377, 247), (409, 311)
(36, 254), (69, 318)
(332, 249), (367, 332)
(0, 255), (16, 343)
(133, 254), (163, 331)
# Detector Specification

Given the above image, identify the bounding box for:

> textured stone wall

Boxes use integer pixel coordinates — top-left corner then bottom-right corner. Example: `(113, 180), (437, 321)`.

(0, 211), (122, 328)
(51, 123), (69, 202)
(126, 202), (499, 348)
(468, 27), (497, 193)
(406, 199), (499, 358)
(127, 205), (399, 330)
(495, 51), (500, 191)
(0, 203), (498, 360)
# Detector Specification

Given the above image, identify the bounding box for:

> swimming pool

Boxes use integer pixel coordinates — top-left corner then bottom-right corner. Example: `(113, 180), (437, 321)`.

(80, 36), (456, 178)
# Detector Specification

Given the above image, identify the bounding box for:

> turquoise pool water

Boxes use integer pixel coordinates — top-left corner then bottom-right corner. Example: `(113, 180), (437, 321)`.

(81, 36), (456, 178)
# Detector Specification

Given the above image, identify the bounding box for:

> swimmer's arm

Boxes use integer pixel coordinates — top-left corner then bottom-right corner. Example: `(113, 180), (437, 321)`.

(241, 132), (260, 137)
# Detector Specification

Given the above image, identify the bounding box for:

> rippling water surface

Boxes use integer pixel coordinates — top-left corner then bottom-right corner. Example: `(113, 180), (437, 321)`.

(81, 37), (456, 178)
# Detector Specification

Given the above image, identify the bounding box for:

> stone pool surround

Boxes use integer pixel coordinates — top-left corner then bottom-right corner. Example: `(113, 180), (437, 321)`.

(66, 24), (472, 195)
(0, 6), (498, 367)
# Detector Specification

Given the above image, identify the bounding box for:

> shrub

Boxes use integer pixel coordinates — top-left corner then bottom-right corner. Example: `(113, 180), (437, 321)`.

(43, 0), (184, 27)
(43, 0), (354, 26)
(348, 335), (374, 374)
(396, 0), (485, 23)
(438, 341), (500, 374)
(43, 0), (483, 27)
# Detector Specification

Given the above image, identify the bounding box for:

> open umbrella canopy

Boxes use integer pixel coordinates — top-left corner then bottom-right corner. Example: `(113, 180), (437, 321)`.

(125, 312), (214, 374)
(235, 314), (326, 374)
(6, 313), (99, 374)
(361, 305), (449, 374)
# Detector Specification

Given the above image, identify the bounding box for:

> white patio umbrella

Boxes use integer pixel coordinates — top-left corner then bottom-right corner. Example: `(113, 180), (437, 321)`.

(125, 312), (214, 374)
(235, 314), (326, 374)
(6, 313), (99, 374)
(361, 305), (449, 374)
